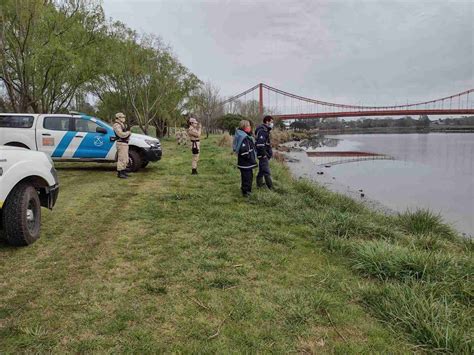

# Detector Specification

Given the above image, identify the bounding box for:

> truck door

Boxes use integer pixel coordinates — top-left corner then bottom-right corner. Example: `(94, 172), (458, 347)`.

(72, 116), (115, 159)
(36, 115), (76, 158)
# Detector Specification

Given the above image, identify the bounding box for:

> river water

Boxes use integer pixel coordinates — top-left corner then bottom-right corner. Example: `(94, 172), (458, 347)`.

(293, 133), (474, 237)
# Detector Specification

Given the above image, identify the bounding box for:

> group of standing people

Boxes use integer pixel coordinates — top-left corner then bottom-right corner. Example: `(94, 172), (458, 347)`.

(112, 111), (274, 198)
(111, 112), (202, 179)
(233, 115), (274, 197)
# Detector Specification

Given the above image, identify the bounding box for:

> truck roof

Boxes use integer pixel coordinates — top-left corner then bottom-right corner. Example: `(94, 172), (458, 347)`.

(0, 113), (81, 117)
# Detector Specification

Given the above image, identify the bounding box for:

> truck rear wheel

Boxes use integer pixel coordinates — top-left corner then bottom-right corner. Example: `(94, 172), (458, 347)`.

(2, 183), (41, 246)
(128, 149), (143, 172)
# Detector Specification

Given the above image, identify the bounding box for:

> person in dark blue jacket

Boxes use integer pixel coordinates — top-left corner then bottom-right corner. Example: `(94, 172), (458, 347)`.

(233, 120), (257, 197)
(255, 115), (274, 189)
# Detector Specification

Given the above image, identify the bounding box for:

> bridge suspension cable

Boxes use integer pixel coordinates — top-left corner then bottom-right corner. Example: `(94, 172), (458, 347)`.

(221, 83), (474, 119)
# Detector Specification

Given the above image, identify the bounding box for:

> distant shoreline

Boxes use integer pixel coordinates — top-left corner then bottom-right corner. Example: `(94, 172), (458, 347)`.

(298, 126), (474, 135)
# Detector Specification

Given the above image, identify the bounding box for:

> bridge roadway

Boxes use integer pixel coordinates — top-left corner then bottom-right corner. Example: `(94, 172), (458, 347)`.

(273, 109), (474, 120)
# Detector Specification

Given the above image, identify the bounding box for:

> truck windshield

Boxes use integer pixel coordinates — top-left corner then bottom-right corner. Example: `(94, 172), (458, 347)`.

(94, 118), (113, 130)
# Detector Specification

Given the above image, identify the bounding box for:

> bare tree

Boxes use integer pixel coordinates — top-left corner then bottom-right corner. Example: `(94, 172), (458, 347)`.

(194, 81), (221, 138)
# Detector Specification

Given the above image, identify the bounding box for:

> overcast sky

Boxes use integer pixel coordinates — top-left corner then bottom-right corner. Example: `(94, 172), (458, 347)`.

(103, 0), (473, 106)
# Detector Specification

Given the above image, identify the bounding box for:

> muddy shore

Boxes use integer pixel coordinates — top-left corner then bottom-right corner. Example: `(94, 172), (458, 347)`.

(281, 144), (397, 216)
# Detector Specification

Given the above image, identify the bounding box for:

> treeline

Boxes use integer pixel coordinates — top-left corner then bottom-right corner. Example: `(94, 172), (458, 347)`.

(438, 116), (474, 126)
(289, 115), (474, 131)
(0, 0), (219, 137)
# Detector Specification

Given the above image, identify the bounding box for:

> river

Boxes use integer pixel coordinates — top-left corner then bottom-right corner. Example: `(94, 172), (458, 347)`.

(285, 133), (474, 237)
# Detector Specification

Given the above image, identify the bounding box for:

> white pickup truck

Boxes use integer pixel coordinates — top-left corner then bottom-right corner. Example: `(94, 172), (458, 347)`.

(0, 113), (162, 171)
(0, 146), (59, 246)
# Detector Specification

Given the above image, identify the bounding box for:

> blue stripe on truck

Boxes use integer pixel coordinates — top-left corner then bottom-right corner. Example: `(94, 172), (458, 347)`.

(52, 131), (76, 157)
(73, 132), (114, 158)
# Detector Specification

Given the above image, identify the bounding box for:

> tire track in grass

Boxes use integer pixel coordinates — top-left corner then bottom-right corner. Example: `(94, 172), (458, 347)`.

(0, 169), (144, 351)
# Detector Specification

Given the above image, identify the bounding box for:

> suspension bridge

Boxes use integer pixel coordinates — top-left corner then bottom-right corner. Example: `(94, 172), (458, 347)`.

(222, 83), (474, 120)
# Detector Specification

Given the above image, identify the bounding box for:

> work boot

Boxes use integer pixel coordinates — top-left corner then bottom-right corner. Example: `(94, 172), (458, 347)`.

(117, 171), (128, 179)
(256, 176), (265, 187)
(192, 168), (198, 175)
(264, 175), (273, 189)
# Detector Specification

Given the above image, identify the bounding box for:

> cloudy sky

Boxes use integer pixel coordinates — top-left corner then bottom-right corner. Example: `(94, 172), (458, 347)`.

(103, 0), (473, 106)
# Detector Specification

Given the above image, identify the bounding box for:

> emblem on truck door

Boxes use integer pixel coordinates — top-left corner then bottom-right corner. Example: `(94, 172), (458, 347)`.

(94, 136), (104, 147)
(43, 137), (55, 146)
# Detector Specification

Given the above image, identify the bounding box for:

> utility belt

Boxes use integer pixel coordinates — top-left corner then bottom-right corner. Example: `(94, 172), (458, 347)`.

(191, 140), (200, 154)
(111, 137), (130, 143)
(111, 132), (131, 143)
(117, 137), (130, 143)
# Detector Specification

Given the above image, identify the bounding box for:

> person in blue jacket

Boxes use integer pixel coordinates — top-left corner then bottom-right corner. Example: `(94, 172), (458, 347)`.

(233, 120), (257, 197)
(255, 115), (274, 189)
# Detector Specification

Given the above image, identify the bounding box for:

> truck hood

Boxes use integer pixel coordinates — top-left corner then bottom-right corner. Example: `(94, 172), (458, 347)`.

(0, 145), (29, 151)
(131, 133), (158, 141)
(128, 133), (160, 148)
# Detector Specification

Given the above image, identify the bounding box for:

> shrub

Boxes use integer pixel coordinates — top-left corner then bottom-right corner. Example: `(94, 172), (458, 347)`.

(218, 132), (233, 148)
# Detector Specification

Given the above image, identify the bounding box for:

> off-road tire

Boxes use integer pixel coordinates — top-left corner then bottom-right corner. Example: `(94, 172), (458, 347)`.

(141, 160), (149, 168)
(2, 183), (41, 246)
(128, 149), (142, 172)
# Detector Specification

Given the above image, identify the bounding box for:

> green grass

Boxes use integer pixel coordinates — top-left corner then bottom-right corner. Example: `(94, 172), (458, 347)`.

(0, 136), (471, 353)
(397, 209), (457, 239)
(362, 283), (472, 353)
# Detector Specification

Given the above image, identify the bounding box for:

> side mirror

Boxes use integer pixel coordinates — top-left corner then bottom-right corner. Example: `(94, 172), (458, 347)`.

(96, 126), (107, 134)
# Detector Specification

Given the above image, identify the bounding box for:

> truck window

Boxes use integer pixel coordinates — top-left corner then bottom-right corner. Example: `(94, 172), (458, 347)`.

(44, 117), (71, 131)
(0, 115), (34, 128)
(74, 118), (101, 133)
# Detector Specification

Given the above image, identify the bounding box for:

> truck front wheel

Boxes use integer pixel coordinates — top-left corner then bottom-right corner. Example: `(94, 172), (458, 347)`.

(128, 149), (143, 172)
(2, 183), (41, 246)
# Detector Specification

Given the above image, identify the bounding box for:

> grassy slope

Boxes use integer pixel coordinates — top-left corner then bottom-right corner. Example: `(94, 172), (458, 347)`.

(0, 136), (471, 353)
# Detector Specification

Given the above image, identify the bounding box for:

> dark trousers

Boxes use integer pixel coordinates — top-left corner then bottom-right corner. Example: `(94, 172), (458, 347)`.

(240, 168), (253, 195)
(257, 157), (273, 188)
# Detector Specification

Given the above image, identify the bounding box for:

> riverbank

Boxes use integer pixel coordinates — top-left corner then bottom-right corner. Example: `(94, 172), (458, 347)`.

(0, 136), (471, 353)
(283, 149), (397, 216)
(282, 133), (474, 237)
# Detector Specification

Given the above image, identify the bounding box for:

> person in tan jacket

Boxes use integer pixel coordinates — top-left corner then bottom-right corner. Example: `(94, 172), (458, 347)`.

(113, 112), (131, 179)
(187, 117), (201, 175)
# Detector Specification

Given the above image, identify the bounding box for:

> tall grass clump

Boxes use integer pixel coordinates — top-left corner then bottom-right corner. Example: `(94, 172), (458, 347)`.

(351, 240), (464, 282)
(317, 210), (398, 241)
(397, 209), (456, 239)
(218, 132), (233, 147)
(361, 283), (473, 353)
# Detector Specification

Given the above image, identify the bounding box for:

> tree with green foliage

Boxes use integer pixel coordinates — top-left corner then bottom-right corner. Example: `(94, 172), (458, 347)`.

(217, 113), (245, 135)
(290, 120), (310, 131)
(0, 0), (105, 113)
(418, 115), (431, 127)
(93, 23), (199, 136)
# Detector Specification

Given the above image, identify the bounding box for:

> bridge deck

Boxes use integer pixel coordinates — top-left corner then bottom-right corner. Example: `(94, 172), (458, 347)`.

(274, 109), (474, 120)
